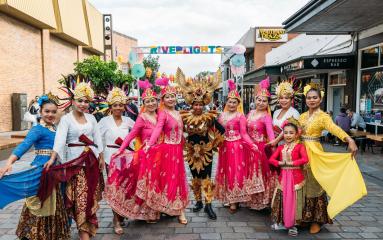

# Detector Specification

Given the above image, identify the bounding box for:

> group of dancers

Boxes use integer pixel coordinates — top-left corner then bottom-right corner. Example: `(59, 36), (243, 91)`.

(0, 71), (367, 239)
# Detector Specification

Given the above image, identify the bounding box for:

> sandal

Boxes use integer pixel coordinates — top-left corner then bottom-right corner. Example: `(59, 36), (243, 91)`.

(113, 224), (124, 235)
(178, 213), (188, 225)
(228, 204), (237, 214)
(113, 218), (124, 235)
(288, 227), (298, 237)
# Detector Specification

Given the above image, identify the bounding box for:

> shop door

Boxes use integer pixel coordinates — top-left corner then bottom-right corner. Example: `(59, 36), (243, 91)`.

(332, 87), (344, 119)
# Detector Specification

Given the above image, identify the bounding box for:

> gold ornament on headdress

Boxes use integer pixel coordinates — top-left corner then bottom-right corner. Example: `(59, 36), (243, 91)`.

(46, 92), (60, 105)
(276, 81), (294, 97)
(286, 116), (301, 128)
(106, 87), (127, 105)
(175, 67), (221, 105)
(74, 82), (94, 100)
(303, 82), (324, 98)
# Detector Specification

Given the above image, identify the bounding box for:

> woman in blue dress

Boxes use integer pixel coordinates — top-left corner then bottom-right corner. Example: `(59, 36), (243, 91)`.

(0, 94), (70, 240)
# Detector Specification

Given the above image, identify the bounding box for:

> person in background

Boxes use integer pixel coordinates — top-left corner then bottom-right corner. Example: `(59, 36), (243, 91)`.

(347, 109), (366, 131)
(335, 108), (351, 145)
(125, 97), (139, 121)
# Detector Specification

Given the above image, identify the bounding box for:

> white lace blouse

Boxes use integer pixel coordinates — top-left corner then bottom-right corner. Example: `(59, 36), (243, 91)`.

(98, 115), (135, 164)
(53, 111), (103, 163)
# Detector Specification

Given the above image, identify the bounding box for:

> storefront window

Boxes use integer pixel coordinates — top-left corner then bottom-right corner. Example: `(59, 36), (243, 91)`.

(360, 68), (383, 113)
(361, 47), (379, 68)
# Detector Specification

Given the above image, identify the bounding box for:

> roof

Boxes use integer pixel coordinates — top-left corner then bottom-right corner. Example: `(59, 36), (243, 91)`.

(265, 34), (354, 66)
(283, 0), (383, 33)
(113, 31), (138, 41)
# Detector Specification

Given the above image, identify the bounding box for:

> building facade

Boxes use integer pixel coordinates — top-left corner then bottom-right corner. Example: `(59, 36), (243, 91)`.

(0, 0), (104, 132)
(283, 0), (383, 132)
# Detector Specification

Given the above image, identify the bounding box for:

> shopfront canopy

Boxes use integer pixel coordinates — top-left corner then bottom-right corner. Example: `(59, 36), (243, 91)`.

(283, 0), (383, 34)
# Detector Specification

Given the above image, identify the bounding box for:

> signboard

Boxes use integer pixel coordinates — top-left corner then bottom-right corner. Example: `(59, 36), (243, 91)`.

(281, 55), (355, 73)
(304, 56), (354, 69)
(280, 60), (304, 72)
(148, 46), (224, 54)
(256, 28), (288, 42)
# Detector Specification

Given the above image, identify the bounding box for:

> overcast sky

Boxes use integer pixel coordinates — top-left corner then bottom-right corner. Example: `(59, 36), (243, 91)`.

(89, 0), (309, 77)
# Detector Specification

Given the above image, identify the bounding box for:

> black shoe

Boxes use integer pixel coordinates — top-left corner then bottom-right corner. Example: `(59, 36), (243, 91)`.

(204, 203), (217, 220)
(193, 201), (203, 212)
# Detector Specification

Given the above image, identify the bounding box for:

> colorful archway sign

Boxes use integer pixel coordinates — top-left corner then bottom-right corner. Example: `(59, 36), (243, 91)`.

(149, 46), (223, 54)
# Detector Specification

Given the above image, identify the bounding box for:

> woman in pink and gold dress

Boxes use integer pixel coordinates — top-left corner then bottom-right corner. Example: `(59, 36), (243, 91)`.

(144, 84), (189, 225)
(215, 79), (259, 213)
(246, 78), (276, 210)
(104, 84), (161, 224)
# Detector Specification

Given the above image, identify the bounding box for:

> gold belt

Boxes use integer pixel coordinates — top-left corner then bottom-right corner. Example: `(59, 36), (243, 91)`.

(281, 166), (301, 170)
(35, 149), (53, 156)
(301, 136), (320, 142)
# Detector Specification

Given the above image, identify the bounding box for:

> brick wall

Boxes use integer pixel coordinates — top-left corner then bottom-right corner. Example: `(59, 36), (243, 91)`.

(0, 13), (43, 132)
(0, 13), (101, 132)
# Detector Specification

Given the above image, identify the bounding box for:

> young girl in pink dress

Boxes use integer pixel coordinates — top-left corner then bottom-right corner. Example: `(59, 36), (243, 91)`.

(144, 85), (189, 224)
(246, 77), (276, 210)
(270, 119), (308, 237)
(104, 85), (161, 223)
(215, 80), (258, 213)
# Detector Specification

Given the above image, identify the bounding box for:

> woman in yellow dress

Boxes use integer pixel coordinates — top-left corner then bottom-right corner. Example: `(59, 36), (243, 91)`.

(298, 85), (367, 234)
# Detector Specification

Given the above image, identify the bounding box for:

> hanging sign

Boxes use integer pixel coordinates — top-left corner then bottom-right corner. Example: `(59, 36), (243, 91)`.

(256, 28), (288, 42)
(148, 46), (223, 54)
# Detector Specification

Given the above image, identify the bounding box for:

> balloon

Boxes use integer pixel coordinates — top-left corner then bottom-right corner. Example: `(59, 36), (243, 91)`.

(230, 54), (246, 67)
(132, 64), (145, 79)
(156, 72), (161, 78)
(136, 48), (144, 63)
(169, 74), (174, 82)
(231, 44), (246, 54)
(146, 67), (153, 78)
(231, 65), (245, 77)
(128, 51), (137, 64)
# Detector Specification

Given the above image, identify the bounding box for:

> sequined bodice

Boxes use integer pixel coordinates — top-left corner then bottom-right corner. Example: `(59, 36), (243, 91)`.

(219, 113), (241, 141)
(247, 116), (267, 143)
(163, 111), (183, 144)
(299, 110), (348, 140)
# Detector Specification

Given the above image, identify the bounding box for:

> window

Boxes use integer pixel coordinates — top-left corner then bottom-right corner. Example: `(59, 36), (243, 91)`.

(360, 68), (383, 113)
(361, 47), (379, 68)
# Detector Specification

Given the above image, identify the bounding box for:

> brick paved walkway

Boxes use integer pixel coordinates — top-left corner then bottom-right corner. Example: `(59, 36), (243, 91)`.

(1, 144), (383, 240)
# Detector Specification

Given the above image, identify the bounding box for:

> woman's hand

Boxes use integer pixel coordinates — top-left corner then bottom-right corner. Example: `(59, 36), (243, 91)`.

(99, 155), (105, 170)
(111, 150), (123, 159)
(252, 144), (259, 152)
(0, 164), (12, 178)
(43, 159), (55, 170)
(267, 138), (279, 147)
(346, 137), (358, 158)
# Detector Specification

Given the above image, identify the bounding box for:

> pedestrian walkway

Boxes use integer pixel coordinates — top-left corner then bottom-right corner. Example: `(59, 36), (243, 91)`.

(0, 145), (382, 239)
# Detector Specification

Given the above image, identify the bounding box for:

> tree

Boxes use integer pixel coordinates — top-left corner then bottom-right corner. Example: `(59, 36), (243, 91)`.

(71, 56), (134, 94)
(143, 55), (160, 83)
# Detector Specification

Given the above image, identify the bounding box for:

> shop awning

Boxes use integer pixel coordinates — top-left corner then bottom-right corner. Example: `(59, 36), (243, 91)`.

(283, 0), (383, 34)
(243, 66), (280, 85)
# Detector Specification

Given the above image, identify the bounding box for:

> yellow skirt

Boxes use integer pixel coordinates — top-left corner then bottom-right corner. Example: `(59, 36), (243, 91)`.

(303, 141), (367, 219)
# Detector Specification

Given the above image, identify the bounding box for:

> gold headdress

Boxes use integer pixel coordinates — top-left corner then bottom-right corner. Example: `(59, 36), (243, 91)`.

(303, 82), (324, 98)
(276, 81), (294, 97)
(74, 82), (94, 100)
(175, 67), (221, 105)
(106, 87), (127, 105)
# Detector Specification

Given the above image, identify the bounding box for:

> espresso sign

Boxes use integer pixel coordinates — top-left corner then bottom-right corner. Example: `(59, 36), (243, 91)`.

(256, 28), (288, 42)
(304, 56), (354, 69)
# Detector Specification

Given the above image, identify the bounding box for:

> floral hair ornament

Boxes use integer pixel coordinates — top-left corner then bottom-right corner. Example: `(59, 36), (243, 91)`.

(281, 117), (302, 137)
(276, 81), (294, 98)
(138, 79), (157, 100)
(155, 75), (176, 97)
(303, 82), (325, 98)
(37, 92), (60, 107)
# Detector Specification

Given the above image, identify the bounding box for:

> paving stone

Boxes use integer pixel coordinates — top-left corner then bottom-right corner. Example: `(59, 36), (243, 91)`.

(358, 232), (379, 238)
(215, 227), (234, 233)
(245, 232), (270, 239)
(166, 233), (200, 240)
(233, 227), (256, 233)
(359, 226), (383, 232)
(200, 233), (221, 240)
(227, 222), (247, 227)
(175, 227), (194, 234)
(338, 232), (362, 238)
(221, 232), (246, 239)
(193, 227), (215, 233)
